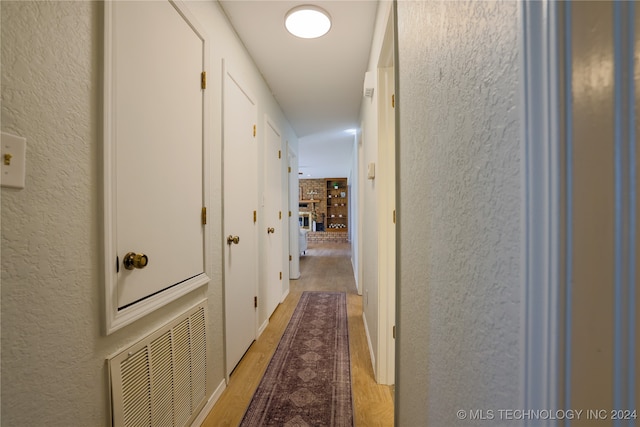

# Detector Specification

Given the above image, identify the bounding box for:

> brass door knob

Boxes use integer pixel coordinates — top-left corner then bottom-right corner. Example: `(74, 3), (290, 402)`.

(227, 235), (240, 245)
(267, 227), (275, 234)
(123, 252), (148, 270)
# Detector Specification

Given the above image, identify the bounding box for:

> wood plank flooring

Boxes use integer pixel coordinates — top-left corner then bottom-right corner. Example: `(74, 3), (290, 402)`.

(201, 242), (395, 426)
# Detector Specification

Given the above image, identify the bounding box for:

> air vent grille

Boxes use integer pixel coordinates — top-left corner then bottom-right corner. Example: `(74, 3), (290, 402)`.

(109, 301), (209, 427)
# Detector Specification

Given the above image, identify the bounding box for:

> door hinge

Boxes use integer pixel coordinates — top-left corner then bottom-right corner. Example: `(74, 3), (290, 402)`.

(289, 211), (292, 217)
(393, 325), (396, 339)
(253, 210), (257, 223)
(393, 209), (396, 224)
(279, 271), (282, 280)
(254, 296), (258, 308)
(201, 207), (207, 225)
(201, 71), (207, 89)
(391, 94), (395, 108)
(278, 150), (281, 159)
(279, 211), (282, 220)
(253, 124), (256, 137)
(289, 255), (292, 261)
(288, 166), (291, 173)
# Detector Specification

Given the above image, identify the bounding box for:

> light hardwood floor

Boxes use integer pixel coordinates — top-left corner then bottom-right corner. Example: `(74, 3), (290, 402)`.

(201, 242), (395, 426)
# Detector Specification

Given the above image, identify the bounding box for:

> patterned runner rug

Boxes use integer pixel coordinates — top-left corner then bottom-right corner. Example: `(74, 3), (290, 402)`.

(240, 291), (354, 427)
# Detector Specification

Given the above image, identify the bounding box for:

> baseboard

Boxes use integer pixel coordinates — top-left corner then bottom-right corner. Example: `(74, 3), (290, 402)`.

(351, 256), (361, 295)
(192, 378), (226, 426)
(257, 318), (269, 337)
(361, 311), (376, 379)
(281, 288), (290, 303)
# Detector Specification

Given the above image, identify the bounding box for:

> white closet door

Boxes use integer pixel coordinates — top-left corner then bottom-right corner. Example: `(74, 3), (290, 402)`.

(223, 64), (259, 375)
(104, 0), (209, 333)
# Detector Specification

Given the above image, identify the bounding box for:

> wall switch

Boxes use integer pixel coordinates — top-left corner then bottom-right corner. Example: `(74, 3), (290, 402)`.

(1, 132), (27, 189)
(367, 162), (375, 180)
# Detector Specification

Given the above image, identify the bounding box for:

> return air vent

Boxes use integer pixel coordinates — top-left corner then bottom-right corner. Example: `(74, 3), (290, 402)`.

(109, 301), (209, 427)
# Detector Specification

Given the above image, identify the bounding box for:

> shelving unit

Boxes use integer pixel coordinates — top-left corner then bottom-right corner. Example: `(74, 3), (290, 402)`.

(325, 178), (348, 232)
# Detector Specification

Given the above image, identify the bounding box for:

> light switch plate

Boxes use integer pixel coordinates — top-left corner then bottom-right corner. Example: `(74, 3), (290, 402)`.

(1, 132), (27, 189)
(367, 162), (375, 179)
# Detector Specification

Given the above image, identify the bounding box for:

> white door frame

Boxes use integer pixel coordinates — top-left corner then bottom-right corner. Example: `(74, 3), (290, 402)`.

(522, 1), (639, 416)
(376, 10), (396, 386)
(520, 0), (563, 417)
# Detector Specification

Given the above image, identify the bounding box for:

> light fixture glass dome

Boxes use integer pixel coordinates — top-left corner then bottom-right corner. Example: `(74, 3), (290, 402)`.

(285, 5), (331, 39)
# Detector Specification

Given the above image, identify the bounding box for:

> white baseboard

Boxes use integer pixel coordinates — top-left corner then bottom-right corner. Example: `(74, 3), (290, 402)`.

(351, 257), (361, 294)
(257, 318), (269, 337)
(192, 378), (226, 426)
(361, 311), (376, 379)
(281, 288), (290, 303)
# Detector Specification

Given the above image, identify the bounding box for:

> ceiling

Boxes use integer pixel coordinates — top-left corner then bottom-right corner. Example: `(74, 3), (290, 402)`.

(218, 0), (378, 178)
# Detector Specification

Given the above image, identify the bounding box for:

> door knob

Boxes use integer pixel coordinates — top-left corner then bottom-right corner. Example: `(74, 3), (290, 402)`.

(123, 252), (149, 270)
(267, 227), (275, 234)
(227, 235), (240, 245)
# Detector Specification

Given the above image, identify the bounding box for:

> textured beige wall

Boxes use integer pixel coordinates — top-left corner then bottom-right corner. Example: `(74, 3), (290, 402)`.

(396, 1), (522, 425)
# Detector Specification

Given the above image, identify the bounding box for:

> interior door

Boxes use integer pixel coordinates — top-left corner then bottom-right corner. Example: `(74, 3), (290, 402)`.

(105, 0), (209, 333)
(380, 64), (396, 385)
(223, 64), (258, 376)
(263, 118), (283, 320)
(376, 12), (396, 385)
(288, 148), (300, 280)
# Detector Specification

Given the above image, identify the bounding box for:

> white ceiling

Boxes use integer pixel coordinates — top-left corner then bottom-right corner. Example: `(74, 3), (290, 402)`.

(218, 0), (378, 178)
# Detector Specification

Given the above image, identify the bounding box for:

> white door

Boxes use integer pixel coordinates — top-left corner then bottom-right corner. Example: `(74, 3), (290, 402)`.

(263, 117), (283, 319)
(104, 0), (209, 332)
(288, 148), (300, 280)
(376, 12), (396, 385)
(223, 64), (258, 376)
(378, 64), (396, 384)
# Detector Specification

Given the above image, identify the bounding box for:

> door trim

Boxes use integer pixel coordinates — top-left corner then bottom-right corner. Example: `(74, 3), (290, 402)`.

(102, 0), (211, 335)
(520, 0), (563, 416)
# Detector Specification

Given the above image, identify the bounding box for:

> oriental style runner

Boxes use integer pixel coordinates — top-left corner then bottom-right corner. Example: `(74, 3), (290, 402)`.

(240, 291), (354, 427)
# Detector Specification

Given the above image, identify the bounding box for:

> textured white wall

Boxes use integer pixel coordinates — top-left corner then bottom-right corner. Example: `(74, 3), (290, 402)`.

(396, 1), (522, 425)
(1, 3), (218, 424)
(1, 1), (296, 425)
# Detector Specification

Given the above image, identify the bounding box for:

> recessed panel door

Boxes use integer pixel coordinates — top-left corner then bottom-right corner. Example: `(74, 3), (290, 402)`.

(223, 65), (258, 376)
(104, 0), (209, 332)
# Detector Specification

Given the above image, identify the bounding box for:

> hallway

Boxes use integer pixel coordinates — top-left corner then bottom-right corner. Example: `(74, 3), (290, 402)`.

(202, 242), (394, 426)
(2, 2), (637, 425)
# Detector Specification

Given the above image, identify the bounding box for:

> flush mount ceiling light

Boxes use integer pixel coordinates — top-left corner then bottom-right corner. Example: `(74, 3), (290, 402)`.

(285, 5), (331, 39)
